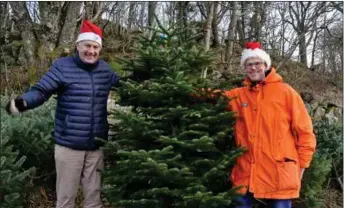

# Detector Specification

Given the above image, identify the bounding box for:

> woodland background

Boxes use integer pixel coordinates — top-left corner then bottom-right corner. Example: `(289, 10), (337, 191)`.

(0, 1), (343, 208)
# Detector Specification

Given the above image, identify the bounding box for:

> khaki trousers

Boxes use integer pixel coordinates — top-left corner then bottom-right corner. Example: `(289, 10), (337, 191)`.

(54, 144), (104, 208)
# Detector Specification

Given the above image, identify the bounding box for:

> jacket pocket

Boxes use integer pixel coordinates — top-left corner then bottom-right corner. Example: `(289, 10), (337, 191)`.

(277, 158), (300, 190)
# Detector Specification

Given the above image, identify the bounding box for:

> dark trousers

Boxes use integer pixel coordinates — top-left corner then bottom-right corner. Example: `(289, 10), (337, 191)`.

(233, 192), (292, 208)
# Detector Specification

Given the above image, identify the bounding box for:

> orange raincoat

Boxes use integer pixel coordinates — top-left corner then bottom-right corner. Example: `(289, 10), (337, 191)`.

(225, 68), (316, 199)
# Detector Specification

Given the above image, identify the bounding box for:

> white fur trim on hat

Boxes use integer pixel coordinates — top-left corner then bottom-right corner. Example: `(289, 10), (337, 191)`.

(240, 48), (271, 71)
(76, 32), (102, 46)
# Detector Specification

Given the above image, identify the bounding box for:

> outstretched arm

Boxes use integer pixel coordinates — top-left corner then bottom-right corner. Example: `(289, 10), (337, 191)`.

(6, 63), (64, 114)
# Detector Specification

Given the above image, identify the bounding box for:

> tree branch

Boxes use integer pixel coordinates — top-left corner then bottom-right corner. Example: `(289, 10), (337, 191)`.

(90, 2), (104, 22)
(197, 2), (207, 19)
(333, 163), (343, 191)
(331, 2), (343, 13)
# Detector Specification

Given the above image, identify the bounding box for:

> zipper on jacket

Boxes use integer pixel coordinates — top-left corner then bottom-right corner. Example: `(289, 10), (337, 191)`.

(89, 72), (95, 141)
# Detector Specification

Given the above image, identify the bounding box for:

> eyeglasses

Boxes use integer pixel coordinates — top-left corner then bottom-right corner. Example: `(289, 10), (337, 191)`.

(245, 61), (264, 68)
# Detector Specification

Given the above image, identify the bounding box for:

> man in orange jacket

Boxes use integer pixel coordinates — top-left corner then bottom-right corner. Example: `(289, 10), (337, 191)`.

(225, 42), (316, 208)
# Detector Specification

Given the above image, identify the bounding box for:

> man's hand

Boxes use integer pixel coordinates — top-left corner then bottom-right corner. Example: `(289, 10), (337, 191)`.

(6, 98), (27, 115)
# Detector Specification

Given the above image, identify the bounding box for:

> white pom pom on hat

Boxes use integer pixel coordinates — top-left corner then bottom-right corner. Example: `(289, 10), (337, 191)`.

(240, 42), (271, 71)
(76, 20), (102, 46)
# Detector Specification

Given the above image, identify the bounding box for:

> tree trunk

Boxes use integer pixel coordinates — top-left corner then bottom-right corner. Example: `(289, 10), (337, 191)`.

(329, 46), (336, 73)
(340, 46), (343, 74)
(322, 13), (327, 73)
(115, 2), (124, 36)
(311, 29), (319, 67)
(177, 2), (189, 41)
(9, 2), (37, 68)
(250, 2), (266, 42)
(139, 2), (146, 31)
(168, 2), (177, 28)
(84, 2), (94, 20)
(91, 2), (105, 23)
(148, 2), (157, 27)
(277, 38), (300, 69)
(211, 2), (219, 48)
(225, 1), (239, 71)
(37, 2), (65, 51)
(128, 2), (136, 31)
(280, 7), (286, 58)
(202, 2), (214, 79)
(299, 31), (308, 66)
(58, 2), (82, 47)
(82, 2), (105, 23)
(0, 2), (10, 43)
(237, 18), (245, 46)
(257, 3), (267, 42)
(148, 2), (157, 38)
(204, 2), (214, 51)
(237, 2), (247, 45)
(250, 2), (259, 40)
(38, 2), (63, 27)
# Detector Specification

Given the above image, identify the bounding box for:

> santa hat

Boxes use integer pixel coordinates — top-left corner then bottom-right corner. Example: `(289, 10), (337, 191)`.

(240, 42), (271, 70)
(76, 20), (102, 46)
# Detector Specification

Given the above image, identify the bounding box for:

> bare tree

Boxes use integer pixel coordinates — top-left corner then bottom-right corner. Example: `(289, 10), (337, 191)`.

(311, 28), (320, 67)
(58, 2), (83, 47)
(277, 2), (288, 58)
(287, 2), (329, 66)
(249, 2), (268, 42)
(198, 1), (229, 47)
(236, 2), (251, 45)
(127, 2), (136, 31)
(148, 2), (157, 28)
(0, 2), (10, 45)
(147, 1), (157, 38)
(225, 1), (239, 72)
(330, 2), (343, 13)
(139, 2), (146, 31)
(204, 2), (214, 51)
(211, 2), (219, 47)
(83, 2), (105, 22)
(177, 1), (189, 40)
(9, 2), (37, 69)
(317, 22), (343, 75)
(166, 2), (177, 28)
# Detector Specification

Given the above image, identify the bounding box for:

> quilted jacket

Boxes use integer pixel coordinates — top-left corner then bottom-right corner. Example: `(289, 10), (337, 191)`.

(20, 53), (119, 150)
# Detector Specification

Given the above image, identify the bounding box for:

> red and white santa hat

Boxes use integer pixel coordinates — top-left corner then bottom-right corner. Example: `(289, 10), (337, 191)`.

(240, 42), (271, 71)
(76, 20), (102, 46)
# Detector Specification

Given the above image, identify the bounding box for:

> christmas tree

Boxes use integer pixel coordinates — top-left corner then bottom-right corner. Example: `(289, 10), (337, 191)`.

(0, 136), (36, 208)
(103, 21), (243, 208)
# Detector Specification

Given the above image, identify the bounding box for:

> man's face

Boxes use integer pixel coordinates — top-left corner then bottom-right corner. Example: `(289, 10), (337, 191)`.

(244, 57), (267, 82)
(76, 40), (101, 64)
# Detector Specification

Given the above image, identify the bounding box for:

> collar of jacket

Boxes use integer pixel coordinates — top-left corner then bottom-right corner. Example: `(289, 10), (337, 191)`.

(73, 52), (99, 71)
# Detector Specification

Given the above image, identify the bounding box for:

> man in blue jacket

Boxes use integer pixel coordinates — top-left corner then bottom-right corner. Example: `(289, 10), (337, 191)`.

(6, 20), (118, 208)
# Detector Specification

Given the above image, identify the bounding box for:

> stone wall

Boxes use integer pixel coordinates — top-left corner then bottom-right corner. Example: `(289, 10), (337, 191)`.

(301, 92), (343, 125)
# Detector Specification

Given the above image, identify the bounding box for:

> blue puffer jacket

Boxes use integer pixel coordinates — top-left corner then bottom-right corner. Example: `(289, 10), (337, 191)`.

(20, 53), (119, 150)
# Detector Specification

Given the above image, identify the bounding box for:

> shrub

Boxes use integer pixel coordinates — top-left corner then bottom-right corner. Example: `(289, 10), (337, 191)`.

(0, 136), (36, 208)
(299, 119), (343, 207)
(1, 96), (56, 184)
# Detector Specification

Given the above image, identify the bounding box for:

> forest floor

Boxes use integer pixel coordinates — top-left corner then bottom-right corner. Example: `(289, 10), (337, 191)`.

(25, 186), (342, 208)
